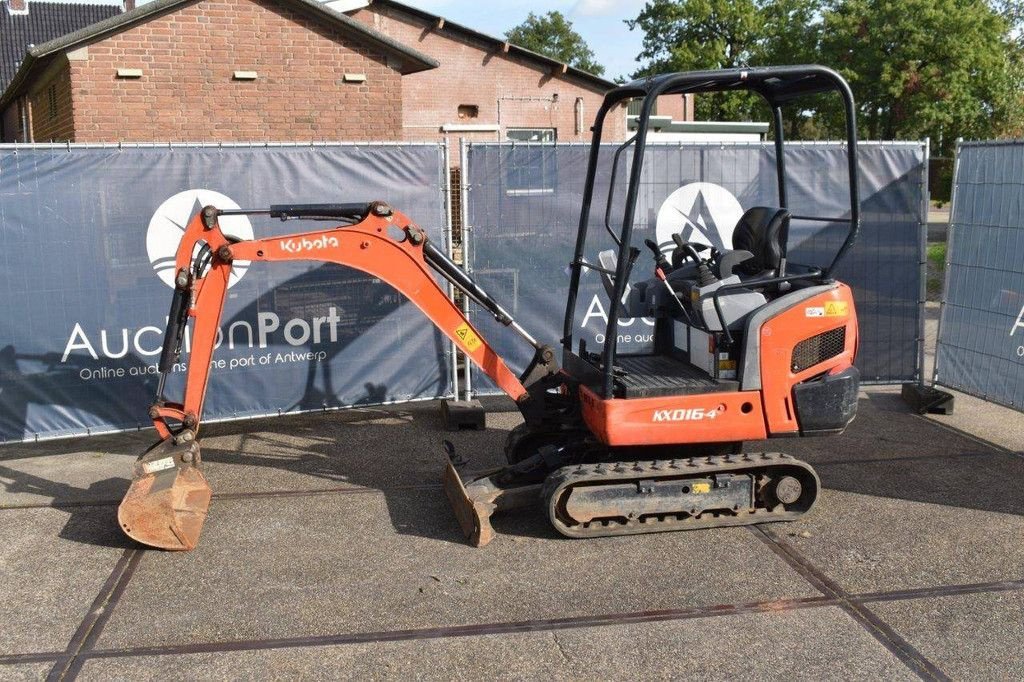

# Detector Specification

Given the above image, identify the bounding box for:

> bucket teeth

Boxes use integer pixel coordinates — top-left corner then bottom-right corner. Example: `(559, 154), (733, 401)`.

(118, 439), (212, 551)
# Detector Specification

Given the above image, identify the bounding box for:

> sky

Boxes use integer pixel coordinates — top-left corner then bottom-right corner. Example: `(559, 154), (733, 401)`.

(61, 0), (649, 80)
(409, 0), (648, 80)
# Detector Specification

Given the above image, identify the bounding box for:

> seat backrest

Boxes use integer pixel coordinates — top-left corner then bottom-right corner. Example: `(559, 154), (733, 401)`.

(731, 206), (790, 277)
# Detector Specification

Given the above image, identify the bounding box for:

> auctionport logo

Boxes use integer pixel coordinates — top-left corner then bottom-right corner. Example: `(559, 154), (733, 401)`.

(146, 189), (254, 289)
(655, 182), (744, 253)
(1012, 302), (1024, 359)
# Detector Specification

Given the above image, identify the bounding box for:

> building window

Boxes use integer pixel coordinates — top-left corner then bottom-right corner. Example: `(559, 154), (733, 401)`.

(505, 128), (557, 196)
(627, 98), (657, 116)
(506, 128), (556, 143)
(48, 85), (58, 121)
(457, 104), (479, 119)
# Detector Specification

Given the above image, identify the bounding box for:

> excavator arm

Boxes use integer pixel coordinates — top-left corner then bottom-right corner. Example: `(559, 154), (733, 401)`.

(119, 201), (558, 551)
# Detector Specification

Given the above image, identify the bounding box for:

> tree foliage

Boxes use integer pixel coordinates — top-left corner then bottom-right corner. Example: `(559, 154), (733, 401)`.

(626, 0), (760, 120)
(822, 0), (1018, 150)
(626, 0), (1024, 151)
(506, 11), (605, 76)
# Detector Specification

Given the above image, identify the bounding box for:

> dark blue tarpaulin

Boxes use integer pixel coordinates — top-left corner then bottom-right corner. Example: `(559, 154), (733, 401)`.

(462, 141), (927, 394)
(0, 143), (451, 442)
(935, 141), (1024, 411)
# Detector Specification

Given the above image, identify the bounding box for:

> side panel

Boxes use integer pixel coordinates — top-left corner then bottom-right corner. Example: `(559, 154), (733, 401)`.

(580, 385), (768, 446)
(758, 284), (859, 435)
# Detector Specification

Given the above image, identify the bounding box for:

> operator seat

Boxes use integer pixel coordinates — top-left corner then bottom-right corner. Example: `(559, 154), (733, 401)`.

(731, 206), (790, 278)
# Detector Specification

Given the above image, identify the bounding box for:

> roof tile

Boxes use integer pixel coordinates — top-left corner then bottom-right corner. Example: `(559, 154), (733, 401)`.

(0, 1), (122, 92)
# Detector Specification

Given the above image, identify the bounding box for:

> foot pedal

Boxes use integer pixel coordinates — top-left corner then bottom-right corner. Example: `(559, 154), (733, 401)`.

(441, 399), (486, 431)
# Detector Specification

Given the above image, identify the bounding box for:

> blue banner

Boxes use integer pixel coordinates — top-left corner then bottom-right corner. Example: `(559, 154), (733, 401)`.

(0, 144), (451, 442)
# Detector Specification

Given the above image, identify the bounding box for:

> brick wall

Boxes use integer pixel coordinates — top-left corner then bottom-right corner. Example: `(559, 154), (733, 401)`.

(68, 0), (403, 142)
(30, 61), (75, 142)
(656, 94), (693, 121)
(352, 5), (628, 143)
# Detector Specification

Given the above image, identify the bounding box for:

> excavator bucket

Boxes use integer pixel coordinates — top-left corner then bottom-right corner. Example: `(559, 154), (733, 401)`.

(117, 438), (212, 551)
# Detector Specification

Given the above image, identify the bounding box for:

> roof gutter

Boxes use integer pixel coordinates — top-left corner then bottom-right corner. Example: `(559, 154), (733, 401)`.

(370, 0), (615, 93)
(0, 0), (438, 111)
(0, 53), (37, 112)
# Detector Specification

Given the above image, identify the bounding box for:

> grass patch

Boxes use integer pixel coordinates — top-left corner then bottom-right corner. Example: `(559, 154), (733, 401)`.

(927, 243), (946, 268)
(926, 242), (947, 300)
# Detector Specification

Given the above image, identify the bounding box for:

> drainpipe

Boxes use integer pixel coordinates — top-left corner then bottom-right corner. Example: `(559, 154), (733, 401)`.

(20, 96), (34, 142)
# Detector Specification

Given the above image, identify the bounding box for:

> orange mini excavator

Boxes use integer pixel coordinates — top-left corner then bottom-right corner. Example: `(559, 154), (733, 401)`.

(118, 66), (862, 551)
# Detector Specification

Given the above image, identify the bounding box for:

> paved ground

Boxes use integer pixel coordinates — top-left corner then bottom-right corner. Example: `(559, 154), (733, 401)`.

(927, 207), (949, 242)
(1, 377), (1022, 681)
(0, 299), (1020, 682)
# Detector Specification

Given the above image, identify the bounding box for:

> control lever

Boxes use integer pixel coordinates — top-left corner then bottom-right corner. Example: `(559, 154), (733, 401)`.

(647, 240), (698, 327)
(670, 234), (708, 268)
(644, 238), (673, 273)
(671, 236), (717, 287)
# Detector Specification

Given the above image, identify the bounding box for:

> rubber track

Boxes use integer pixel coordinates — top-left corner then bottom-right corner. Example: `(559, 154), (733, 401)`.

(544, 452), (819, 538)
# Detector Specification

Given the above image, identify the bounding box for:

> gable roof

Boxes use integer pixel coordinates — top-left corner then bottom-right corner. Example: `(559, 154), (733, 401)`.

(0, 0), (438, 110)
(0, 1), (121, 93)
(365, 0), (616, 94)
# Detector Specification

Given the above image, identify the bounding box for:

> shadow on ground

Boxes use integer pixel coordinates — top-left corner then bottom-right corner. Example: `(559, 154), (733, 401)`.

(1, 390), (1021, 551)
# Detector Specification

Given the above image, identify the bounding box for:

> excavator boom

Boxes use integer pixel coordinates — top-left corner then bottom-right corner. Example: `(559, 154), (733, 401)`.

(119, 201), (557, 551)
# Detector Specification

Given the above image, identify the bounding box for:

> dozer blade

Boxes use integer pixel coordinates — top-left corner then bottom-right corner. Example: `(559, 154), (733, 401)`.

(442, 443), (544, 547)
(117, 438), (212, 551)
(442, 459), (499, 547)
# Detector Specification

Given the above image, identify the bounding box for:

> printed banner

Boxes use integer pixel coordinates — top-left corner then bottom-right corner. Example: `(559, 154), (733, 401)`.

(463, 142), (926, 393)
(0, 144), (451, 441)
(935, 141), (1024, 411)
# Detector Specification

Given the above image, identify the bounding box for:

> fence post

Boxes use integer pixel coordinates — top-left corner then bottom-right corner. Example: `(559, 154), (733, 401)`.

(916, 137), (930, 386)
(459, 137), (473, 401)
(902, 138), (957, 414)
(442, 138), (459, 401)
(933, 138), (963, 388)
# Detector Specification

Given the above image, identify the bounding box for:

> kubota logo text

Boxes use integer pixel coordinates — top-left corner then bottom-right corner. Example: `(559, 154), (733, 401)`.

(652, 408), (718, 422)
(279, 235), (340, 254)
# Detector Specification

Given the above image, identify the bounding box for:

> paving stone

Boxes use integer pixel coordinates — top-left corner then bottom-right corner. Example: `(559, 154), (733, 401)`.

(770, 489), (1024, 593)
(869, 590), (1024, 679)
(0, 507), (130, 655)
(0, 661), (55, 681)
(82, 606), (914, 681)
(96, 489), (818, 650)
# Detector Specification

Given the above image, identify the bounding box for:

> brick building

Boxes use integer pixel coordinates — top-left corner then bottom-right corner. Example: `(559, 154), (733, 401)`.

(0, 0), (121, 140)
(348, 0), (628, 143)
(0, 0), (686, 145)
(0, 0), (437, 142)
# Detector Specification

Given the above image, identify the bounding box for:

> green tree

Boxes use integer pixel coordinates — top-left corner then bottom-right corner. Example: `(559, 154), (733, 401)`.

(821, 0), (1020, 152)
(755, 0), (825, 135)
(506, 11), (605, 76)
(625, 0), (760, 121)
(626, 0), (821, 121)
(625, 0), (1024, 147)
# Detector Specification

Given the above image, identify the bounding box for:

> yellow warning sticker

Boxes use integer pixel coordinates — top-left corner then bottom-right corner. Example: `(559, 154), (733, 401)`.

(692, 482), (711, 494)
(454, 323), (482, 352)
(824, 301), (849, 317)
